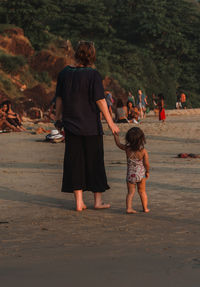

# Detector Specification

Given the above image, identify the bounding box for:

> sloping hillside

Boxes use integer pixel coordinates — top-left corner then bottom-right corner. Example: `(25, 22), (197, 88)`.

(0, 26), (75, 111)
(0, 25), (126, 113)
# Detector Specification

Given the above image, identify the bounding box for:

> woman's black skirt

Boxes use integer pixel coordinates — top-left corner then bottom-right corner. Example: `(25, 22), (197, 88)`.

(62, 130), (110, 193)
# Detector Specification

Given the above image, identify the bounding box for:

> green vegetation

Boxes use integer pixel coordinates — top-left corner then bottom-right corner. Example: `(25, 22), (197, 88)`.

(33, 71), (52, 87)
(0, 50), (26, 74)
(1, 0), (200, 107)
(0, 73), (20, 99)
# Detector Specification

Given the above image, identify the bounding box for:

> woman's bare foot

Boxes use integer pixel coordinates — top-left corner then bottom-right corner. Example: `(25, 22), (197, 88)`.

(94, 203), (111, 209)
(143, 208), (150, 213)
(94, 192), (110, 210)
(126, 209), (137, 214)
(76, 202), (87, 212)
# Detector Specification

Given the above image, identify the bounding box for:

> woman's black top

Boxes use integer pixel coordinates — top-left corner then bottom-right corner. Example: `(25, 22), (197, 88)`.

(56, 66), (104, 136)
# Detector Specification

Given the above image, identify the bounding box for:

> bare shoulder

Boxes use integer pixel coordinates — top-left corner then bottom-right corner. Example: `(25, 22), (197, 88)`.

(143, 148), (148, 155)
(137, 148), (148, 159)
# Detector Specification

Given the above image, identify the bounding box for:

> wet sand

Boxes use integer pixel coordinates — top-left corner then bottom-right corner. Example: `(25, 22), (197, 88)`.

(0, 115), (200, 286)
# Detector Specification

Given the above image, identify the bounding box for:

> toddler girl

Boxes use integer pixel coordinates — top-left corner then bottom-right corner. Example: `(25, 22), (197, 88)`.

(114, 127), (150, 214)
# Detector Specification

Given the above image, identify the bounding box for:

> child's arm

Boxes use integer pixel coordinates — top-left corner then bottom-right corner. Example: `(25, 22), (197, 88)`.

(114, 133), (126, 150)
(143, 149), (150, 179)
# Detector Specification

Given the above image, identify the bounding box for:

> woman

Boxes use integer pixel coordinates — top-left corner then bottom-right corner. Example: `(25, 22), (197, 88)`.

(0, 104), (18, 132)
(115, 99), (128, 123)
(55, 41), (119, 212)
(2, 101), (26, 131)
(157, 93), (166, 122)
(127, 101), (139, 123)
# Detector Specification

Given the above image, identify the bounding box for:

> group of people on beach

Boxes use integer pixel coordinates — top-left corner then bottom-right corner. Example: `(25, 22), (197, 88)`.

(55, 40), (150, 214)
(105, 88), (166, 124)
(0, 100), (26, 132)
(104, 89), (147, 124)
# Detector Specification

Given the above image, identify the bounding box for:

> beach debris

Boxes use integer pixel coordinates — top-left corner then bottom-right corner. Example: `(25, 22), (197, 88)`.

(45, 129), (65, 143)
(177, 153), (200, 158)
(41, 227), (48, 231)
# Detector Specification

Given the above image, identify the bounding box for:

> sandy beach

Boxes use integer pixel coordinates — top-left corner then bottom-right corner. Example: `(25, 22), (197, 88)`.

(0, 113), (200, 286)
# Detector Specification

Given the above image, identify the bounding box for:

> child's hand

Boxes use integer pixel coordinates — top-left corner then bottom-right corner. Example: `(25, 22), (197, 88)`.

(145, 171), (149, 179)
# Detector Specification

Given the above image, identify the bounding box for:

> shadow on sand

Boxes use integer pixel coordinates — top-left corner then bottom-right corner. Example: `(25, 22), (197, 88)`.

(0, 186), (73, 210)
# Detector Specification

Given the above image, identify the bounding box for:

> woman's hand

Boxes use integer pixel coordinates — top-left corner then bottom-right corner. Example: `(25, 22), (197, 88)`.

(96, 99), (120, 135)
(109, 122), (120, 135)
(145, 171), (150, 179)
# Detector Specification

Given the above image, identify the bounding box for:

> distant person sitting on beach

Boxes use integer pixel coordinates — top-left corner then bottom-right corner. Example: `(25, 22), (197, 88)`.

(127, 101), (139, 123)
(113, 127), (150, 214)
(115, 99), (128, 123)
(0, 104), (18, 132)
(157, 93), (166, 123)
(2, 101), (26, 131)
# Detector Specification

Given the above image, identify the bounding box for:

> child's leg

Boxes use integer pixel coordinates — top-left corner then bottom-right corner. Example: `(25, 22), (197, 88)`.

(137, 179), (150, 212)
(126, 182), (137, 214)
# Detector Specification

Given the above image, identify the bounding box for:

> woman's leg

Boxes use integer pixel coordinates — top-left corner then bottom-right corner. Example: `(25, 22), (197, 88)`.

(73, 190), (87, 211)
(126, 182), (137, 213)
(94, 192), (110, 209)
(1, 119), (19, 131)
(83, 135), (110, 209)
(137, 179), (150, 212)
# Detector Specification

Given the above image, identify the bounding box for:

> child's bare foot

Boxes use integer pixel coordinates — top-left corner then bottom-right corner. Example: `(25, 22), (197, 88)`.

(82, 203), (87, 210)
(143, 208), (150, 213)
(126, 209), (137, 214)
(94, 203), (111, 209)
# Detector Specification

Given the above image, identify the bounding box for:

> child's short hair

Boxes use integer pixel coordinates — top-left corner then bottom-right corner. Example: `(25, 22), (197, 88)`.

(125, 127), (146, 151)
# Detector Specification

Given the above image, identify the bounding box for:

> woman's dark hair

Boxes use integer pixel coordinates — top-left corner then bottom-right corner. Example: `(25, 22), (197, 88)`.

(75, 41), (96, 67)
(116, 99), (124, 108)
(127, 100), (134, 108)
(125, 127), (146, 151)
(2, 100), (11, 110)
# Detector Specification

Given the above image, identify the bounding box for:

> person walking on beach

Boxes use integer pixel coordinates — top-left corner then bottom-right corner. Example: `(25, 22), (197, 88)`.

(180, 93), (187, 109)
(55, 41), (119, 212)
(137, 89), (147, 119)
(114, 127), (150, 214)
(127, 91), (135, 106)
(157, 93), (166, 122)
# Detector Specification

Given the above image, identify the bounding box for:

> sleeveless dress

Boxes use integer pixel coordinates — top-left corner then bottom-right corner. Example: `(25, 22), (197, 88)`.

(126, 152), (146, 184)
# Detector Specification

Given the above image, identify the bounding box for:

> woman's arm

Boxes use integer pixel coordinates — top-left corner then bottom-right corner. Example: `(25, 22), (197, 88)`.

(96, 98), (119, 134)
(143, 149), (150, 178)
(114, 133), (126, 150)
